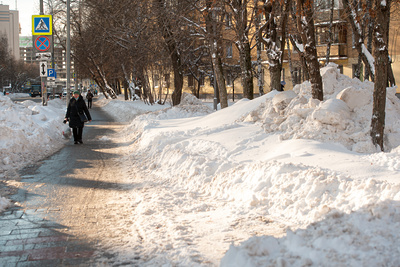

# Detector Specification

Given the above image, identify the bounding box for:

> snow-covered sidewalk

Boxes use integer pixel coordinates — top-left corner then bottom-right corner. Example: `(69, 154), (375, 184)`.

(99, 65), (400, 266)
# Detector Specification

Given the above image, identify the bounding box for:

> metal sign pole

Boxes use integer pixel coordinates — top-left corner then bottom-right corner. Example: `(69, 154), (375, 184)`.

(39, 0), (47, 106)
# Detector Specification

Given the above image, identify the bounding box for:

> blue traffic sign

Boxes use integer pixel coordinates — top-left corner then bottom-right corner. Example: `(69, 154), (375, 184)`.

(32, 15), (52, 35)
(47, 69), (56, 78)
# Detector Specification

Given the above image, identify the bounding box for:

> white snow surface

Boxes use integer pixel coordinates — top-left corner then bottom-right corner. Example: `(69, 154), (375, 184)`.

(1, 64), (400, 265)
(99, 65), (400, 266)
(0, 95), (67, 212)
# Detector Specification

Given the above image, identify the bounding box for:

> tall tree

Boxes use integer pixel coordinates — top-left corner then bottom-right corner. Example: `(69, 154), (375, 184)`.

(370, 0), (392, 150)
(153, 0), (189, 106)
(296, 0), (323, 100)
(205, 0), (229, 108)
(225, 0), (255, 99)
(254, 0), (264, 95)
(342, 0), (375, 81)
(259, 0), (290, 92)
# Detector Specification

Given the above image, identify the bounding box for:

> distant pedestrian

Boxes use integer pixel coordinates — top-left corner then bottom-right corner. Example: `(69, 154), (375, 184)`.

(94, 89), (98, 96)
(280, 81), (286, 91)
(65, 91), (92, 144)
(86, 90), (94, 109)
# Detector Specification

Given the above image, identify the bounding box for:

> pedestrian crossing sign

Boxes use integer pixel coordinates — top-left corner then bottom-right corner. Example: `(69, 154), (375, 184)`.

(32, 15), (52, 35)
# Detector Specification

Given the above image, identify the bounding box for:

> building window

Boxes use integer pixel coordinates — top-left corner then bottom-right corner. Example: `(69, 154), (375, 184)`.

(293, 67), (302, 85)
(226, 74), (233, 86)
(226, 43), (233, 58)
(188, 75), (194, 87)
(199, 75), (205, 86)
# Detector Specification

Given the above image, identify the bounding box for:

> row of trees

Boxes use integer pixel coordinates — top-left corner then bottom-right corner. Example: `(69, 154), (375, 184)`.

(47, 0), (397, 150)
(0, 34), (37, 92)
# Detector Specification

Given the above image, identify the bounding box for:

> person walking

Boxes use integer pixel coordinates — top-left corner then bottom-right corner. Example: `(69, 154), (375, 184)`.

(65, 91), (92, 144)
(86, 90), (94, 109)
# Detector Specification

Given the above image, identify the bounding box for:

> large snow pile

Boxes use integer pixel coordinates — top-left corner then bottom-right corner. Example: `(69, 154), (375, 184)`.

(114, 64), (400, 266)
(5, 93), (30, 99)
(243, 63), (400, 153)
(0, 95), (66, 172)
(96, 95), (170, 122)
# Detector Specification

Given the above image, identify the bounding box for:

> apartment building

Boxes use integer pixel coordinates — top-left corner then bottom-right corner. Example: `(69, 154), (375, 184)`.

(178, 1), (400, 97)
(0, 4), (19, 60)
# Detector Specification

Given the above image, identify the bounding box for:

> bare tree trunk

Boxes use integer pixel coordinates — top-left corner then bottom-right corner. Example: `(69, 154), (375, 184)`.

(255, 1), (264, 96)
(365, 0), (373, 81)
(354, 54), (362, 80)
(232, 1), (254, 100)
(205, 5), (228, 109)
(370, 0), (391, 151)
(121, 64), (129, 100)
(258, 1), (290, 91)
(342, 0), (375, 81)
(297, 0), (323, 101)
(89, 56), (117, 98)
(289, 35), (310, 81)
(239, 42), (254, 99)
(325, 0), (335, 65)
(154, 0), (183, 106)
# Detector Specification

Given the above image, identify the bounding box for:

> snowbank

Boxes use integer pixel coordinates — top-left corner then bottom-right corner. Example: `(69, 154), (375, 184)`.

(116, 64), (400, 266)
(0, 95), (67, 211)
(0, 96), (67, 171)
(96, 94), (171, 122)
(5, 93), (30, 99)
(245, 64), (400, 153)
(0, 196), (12, 213)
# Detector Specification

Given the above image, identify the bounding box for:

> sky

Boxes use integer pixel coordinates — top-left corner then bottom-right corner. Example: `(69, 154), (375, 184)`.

(1, 0), (39, 36)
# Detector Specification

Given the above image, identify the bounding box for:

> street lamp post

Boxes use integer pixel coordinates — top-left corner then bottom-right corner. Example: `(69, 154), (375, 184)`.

(66, 0), (71, 106)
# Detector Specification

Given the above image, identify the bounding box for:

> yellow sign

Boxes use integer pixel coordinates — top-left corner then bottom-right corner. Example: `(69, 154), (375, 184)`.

(32, 15), (52, 35)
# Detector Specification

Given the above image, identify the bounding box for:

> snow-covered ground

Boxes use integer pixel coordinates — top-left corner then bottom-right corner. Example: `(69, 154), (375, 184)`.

(0, 95), (67, 212)
(99, 64), (400, 266)
(1, 64), (400, 266)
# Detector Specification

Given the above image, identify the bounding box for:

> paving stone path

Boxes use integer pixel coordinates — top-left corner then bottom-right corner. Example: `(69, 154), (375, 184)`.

(0, 103), (136, 266)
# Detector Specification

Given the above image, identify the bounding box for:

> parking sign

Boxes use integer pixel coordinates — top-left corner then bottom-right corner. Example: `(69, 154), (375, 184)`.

(47, 69), (56, 78)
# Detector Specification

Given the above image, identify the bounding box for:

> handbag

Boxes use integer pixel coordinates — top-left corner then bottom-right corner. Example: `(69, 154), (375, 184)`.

(75, 104), (88, 122)
(79, 112), (88, 122)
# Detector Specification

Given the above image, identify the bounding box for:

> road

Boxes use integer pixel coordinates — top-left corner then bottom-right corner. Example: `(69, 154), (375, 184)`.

(0, 103), (137, 265)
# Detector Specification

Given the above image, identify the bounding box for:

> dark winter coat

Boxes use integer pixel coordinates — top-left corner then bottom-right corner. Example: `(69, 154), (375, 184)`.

(86, 92), (94, 100)
(66, 95), (92, 128)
